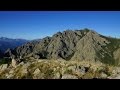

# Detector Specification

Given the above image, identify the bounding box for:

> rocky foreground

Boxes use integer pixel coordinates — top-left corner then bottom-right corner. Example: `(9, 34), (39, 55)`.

(0, 59), (120, 79)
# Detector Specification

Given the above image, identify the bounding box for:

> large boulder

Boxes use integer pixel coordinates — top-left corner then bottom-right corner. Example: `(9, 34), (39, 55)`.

(0, 64), (8, 71)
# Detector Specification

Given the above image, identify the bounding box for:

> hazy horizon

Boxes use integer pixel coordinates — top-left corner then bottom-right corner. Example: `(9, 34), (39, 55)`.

(0, 11), (120, 40)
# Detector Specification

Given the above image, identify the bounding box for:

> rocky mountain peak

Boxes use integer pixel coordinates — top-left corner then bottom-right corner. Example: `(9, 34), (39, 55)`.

(3, 29), (120, 65)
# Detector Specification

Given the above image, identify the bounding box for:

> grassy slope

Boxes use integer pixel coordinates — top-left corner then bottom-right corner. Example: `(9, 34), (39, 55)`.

(98, 35), (120, 65)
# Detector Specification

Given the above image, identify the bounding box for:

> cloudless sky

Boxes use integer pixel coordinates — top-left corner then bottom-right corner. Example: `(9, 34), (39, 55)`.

(0, 11), (120, 40)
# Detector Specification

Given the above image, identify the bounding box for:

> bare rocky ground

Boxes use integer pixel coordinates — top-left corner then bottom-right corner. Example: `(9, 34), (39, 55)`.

(0, 58), (120, 79)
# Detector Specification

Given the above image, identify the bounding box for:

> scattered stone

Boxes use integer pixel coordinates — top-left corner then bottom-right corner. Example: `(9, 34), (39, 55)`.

(9, 69), (14, 74)
(0, 64), (8, 71)
(53, 72), (61, 79)
(21, 68), (28, 74)
(108, 74), (120, 79)
(6, 74), (14, 79)
(53, 68), (57, 72)
(79, 66), (86, 74)
(33, 68), (41, 75)
(61, 74), (78, 79)
(101, 72), (108, 78)
(68, 65), (76, 71)
(22, 62), (31, 69)
(33, 54), (40, 59)
(17, 62), (24, 67)
(33, 73), (45, 79)
(113, 76), (120, 79)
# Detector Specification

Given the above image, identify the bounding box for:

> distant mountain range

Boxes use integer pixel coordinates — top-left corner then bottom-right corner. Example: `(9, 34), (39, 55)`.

(4, 28), (120, 65)
(0, 37), (29, 53)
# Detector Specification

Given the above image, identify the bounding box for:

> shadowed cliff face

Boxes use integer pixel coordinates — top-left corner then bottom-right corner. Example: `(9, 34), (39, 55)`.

(4, 29), (120, 65)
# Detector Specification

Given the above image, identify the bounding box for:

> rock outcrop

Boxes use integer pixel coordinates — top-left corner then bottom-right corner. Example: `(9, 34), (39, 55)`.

(11, 59), (17, 68)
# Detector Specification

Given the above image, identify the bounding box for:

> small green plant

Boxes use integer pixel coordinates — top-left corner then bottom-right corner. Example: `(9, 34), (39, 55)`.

(44, 69), (54, 79)
(64, 69), (73, 74)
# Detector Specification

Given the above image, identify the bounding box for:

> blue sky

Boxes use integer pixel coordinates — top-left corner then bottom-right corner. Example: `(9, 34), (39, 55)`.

(0, 11), (120, 40)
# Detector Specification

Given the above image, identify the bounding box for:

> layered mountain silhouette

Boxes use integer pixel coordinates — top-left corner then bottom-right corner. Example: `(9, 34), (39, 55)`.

(0, 37), (29, 53)
(4, 29), (120, 65)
